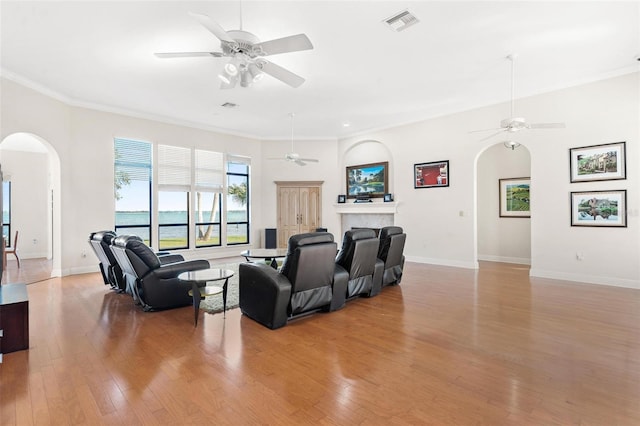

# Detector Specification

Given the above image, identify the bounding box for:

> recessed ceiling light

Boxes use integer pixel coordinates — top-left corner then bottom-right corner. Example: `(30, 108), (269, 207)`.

(342, 122), (351, 128)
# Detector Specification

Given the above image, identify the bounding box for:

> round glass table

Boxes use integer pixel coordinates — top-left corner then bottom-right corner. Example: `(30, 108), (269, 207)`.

(240, 248), (288, 269)
(178, 268), (234, 326)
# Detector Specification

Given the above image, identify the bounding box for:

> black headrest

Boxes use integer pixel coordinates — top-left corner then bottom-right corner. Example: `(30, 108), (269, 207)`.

(90, 230), (116, 244)
(344, 228), (377, 244)
(287, 232), (334, 253)
(379, 226), (404, 240)
(113, 234), (143, 248)
(112, 235), (160, 270)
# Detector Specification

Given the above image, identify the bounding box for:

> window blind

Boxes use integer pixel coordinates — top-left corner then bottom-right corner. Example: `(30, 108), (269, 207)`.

(158, 145), (191, 191)
(114, 138), (152, 181)
(195, 149), (223, 191)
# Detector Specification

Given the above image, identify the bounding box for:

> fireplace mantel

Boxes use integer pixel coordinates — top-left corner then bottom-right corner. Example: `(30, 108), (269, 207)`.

(334, 202), (398, 214)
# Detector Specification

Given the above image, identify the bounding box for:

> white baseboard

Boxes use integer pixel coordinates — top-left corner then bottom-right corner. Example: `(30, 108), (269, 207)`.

(406, 256), (478, 270)
(64, 266), (99, 276)
(529, 268), (640, 290)
(477, 255), (531, 265)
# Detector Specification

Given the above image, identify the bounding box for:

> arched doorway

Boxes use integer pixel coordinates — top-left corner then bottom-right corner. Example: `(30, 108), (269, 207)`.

(0, 132), (62, 283)
(475, 142), (531, 266)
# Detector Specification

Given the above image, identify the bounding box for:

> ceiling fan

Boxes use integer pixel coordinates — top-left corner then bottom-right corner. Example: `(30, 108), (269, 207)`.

(471, 54), (566, 142)
(269, 113), (319, 166)
(155, 11), (313, 89)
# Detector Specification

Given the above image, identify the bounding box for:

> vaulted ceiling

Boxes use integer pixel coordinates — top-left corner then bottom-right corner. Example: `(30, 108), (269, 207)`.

(1, 1), (638, 139)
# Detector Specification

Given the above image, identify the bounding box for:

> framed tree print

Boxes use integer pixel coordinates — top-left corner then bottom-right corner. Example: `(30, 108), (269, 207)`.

(499, 177), (530, 218)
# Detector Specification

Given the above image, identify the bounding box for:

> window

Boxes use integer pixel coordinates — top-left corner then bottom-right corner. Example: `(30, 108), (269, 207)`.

(2, 181), (10, 246)
(113, 140), (250, 250)
(157, 145), (191, 250)
(194, 150), (223, 247)
(114, 139), (152, 244)
(226, 160), (249, 245)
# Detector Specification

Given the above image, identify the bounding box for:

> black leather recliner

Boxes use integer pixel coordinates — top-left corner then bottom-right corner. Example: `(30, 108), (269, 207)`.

(335, 229), (384, 299)
(378, 226), (406, 287)
(239, 232), (348, 329)
(110, 235), (210, 311)
(89, 230), (126, 292)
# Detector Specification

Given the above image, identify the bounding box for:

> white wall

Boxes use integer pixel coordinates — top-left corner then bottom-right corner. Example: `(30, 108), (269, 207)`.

(477, 143), (531, 264)
(0, 149), (50, 259)
(260, 138), (341, 241)
(2, 72), (638, 288)
(339, 72), (639, 288)
(0, 77), (264, 276)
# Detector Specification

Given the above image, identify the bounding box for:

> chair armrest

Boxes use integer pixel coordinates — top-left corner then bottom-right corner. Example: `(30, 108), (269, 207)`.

(239, 263), (292, 329)
(370, 259), (384, 297)
(158, 254), (185, 265)
(329, 264), (349, 311)
(152, 259), (210, 280)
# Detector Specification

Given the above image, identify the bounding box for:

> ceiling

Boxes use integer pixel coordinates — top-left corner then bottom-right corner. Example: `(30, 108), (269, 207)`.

(1, 1), (638, 140)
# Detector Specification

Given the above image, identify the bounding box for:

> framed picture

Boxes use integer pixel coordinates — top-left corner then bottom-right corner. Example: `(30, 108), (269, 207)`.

(383, 193), (393, 202)
(346, 161), (388, 199)
(499, 177), (530, 218)
(414, 160), (449, 188)
(570, 190), (627, 227)
(337, 194), (346, 203)
(569, 141), (626, 183)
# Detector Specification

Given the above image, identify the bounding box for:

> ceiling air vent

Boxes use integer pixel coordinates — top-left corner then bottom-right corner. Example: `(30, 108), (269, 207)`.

(221, 102), (238, 108)
(384, 9), (419, 32)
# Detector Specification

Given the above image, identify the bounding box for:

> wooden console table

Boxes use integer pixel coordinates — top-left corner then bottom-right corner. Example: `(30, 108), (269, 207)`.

(0, 283), (29, 357)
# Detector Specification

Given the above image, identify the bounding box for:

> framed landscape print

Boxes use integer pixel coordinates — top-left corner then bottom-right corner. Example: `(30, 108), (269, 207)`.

(499, 177), (530, 218)
(414, 160), (449, 188)
(570, 190), (627, 227)
(569, 141), (626, 183)
(346, 162), (388, 199)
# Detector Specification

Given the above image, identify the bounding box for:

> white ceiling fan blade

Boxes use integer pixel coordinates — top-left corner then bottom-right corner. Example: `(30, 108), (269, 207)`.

(189, 12), (235, 43)
(298, 158), (319, 163)
(256, 60), (305, 88)
(253, 34), (313, 56)
(468, 127), (504, 134)
(154, 52), (223, 58)
(478, 129), (508, 142)
(529, 122), (566, 129)
(294, 160), (307, 166)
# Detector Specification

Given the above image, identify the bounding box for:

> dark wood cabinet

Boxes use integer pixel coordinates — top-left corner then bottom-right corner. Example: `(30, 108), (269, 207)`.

(0, 283), (29, 354)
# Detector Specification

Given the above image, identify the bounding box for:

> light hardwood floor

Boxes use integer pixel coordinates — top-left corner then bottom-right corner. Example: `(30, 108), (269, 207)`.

(1, 257), (53, 285)
(1, 261), (639, 425)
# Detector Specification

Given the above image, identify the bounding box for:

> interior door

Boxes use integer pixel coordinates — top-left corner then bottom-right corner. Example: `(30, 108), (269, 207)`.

(278, 187), (300, 248)
(276, 182), (323, 248)
(298, 187), (320, 234)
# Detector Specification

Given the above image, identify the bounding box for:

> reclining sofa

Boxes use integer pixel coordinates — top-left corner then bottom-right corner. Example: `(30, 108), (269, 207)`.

(377, 226), (406, 287)
(335, 228), (384, 299)
(89, 230), (126, 292)
(110, 235), (210, 311)
(239, 232), (348, 329)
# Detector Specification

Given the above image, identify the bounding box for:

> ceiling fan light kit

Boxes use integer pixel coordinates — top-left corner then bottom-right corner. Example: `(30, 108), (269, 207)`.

(156, 12), (313, 89)
(470, 54), (566, 143)
(504, 141), (521, 150)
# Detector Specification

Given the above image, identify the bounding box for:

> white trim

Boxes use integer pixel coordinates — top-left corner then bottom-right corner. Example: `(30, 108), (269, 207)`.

(334, 202), (398, 214)
(477, 255), (531, 265)
(529, 269), (640, 290)
(406, 256), (478, 270)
